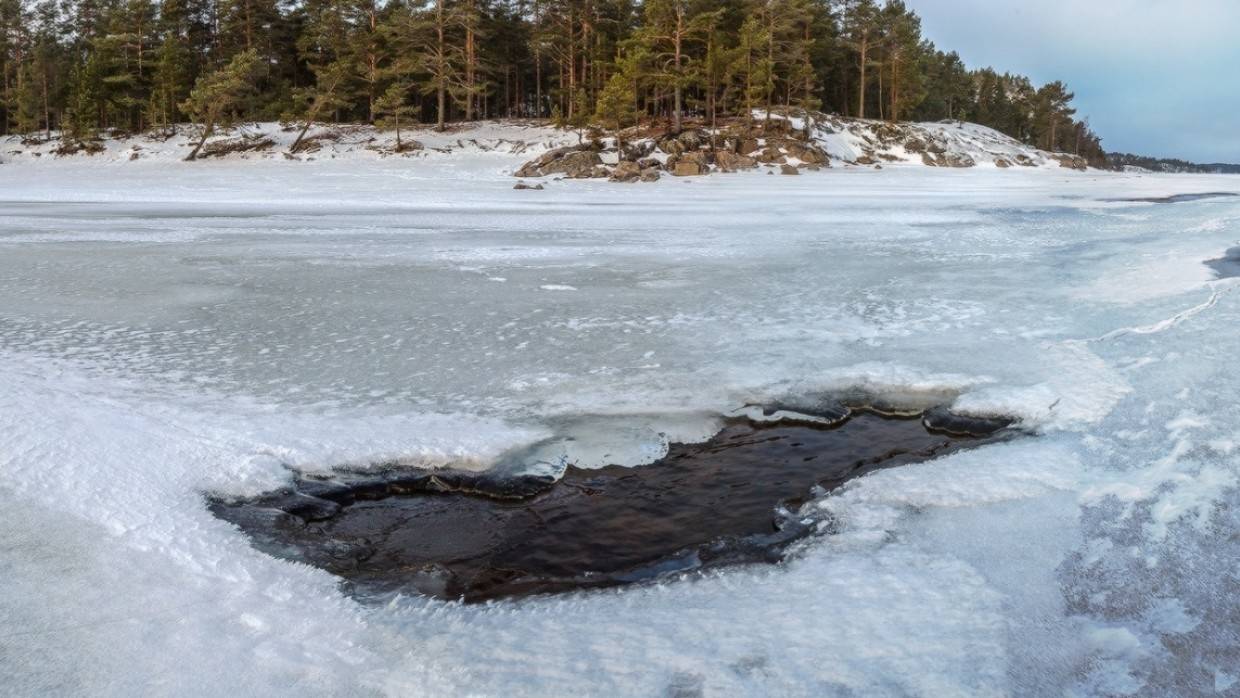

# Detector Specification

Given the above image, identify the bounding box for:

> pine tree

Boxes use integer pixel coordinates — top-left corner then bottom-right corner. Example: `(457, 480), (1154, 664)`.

(593, 68), (636, 131)
(637, 0), (708, 134)
(180, 48), (261, 159)
(842, 0), (878, 119)
(64, 53), (104, 141)
(880, 1), (924, 122)
(727, 15), (770, 127)
(1034, 80), (1075, 152)
(288, 58), (354, 152)
(374, 81), (417, 150)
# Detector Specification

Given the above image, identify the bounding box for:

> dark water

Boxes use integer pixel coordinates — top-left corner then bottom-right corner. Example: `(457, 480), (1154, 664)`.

(1207, 247), (1240, 279)
(1107, 192), (1238, 204)
(211, 407), (1012, 603)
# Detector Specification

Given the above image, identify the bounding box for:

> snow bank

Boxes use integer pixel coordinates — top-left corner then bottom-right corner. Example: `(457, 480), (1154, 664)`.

(0, 120), (578, 168)
(0, 115), (1088, 173)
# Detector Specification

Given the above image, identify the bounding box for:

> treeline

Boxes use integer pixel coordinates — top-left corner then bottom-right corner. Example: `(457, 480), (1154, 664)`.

(0, 0), (1106, 163)
(1108, 153), (1240, 175)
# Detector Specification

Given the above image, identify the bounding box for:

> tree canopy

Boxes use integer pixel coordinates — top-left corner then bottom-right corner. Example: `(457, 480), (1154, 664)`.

(0, 0), (1108, 164)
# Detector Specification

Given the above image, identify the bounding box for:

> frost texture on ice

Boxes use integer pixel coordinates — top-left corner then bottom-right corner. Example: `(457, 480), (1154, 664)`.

(2, 138), (1240, 696)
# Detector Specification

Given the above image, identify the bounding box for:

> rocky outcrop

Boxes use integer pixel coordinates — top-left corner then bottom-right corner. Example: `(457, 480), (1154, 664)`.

(716, 151), (758, 172)
(513, 122), (836, 183)
(1054, 154), (1089, 171)
(610, 160), (642, 182)
(756, 146), (787, 165)
(509, 110), (1089, 183)
(786, 142), (827, 165)
(672, 160), (707, 177)
(514, 146), (604, 178)
(921, 151), (976, 168)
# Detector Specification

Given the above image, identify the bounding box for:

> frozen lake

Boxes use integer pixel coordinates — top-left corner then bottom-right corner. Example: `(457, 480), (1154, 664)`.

(3, 160), (1239, 696)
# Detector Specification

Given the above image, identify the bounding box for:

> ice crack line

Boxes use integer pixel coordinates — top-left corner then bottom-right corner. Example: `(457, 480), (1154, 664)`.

(1089, 282), (1236, 343)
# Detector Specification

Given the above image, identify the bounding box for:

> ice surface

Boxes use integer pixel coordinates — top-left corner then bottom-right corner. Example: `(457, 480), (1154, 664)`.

(2, 138), (1240, 696)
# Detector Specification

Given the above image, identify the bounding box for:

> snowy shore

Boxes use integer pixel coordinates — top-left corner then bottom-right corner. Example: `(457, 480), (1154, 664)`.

(1, 115), (1088, 173)
(2, 125), (1240, 696)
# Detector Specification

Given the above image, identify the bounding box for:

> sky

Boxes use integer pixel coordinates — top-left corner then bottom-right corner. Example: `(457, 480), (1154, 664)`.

(903, 0), (1240, 162)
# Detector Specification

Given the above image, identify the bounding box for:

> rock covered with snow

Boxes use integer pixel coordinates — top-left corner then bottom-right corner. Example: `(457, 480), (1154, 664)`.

(505, 111), (1094, 181)
(802, 112), (1089, 169)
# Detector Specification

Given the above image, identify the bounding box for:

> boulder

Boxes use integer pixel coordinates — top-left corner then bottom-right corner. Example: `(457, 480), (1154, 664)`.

(640, 168), (661, 182)
(904, 138), (927, 153)
(658, 137), (685, 156)
(786, 143), (827, 165)
(680, 151), (711, 167)
(922, 151), (974, 168)
(610, 160), (642, 182)
(995, 158), (1011, 169)
(780, 164), (800, 176)
(621, 140), (656, 161)
(740, 139), (760, 156)
(553, 151), (605, 178)
(716, 151), (758, 172)
(513, 181), (544, 190)
(672, 160), (707, 177)
(1054, 154), (1088, 171)
(513, 146), (599, 178)
(756, 146), (787, 164)
(677, 131), (702, 150)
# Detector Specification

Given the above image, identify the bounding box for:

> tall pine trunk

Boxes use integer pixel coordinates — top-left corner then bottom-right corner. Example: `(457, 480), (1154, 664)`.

(857, 36), (868, 119)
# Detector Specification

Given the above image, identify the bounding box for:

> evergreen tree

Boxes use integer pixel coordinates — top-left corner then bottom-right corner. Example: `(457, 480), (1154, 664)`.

(0, 0), (1109, 163)
(374, 81), (417, 149)
(637, 0), (708, 133)
(593, 67), (635, 130)
(180, 48), (261, 159)
(842, 0), (879, 118)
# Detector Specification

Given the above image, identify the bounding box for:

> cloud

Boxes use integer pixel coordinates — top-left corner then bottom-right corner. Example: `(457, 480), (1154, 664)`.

(904, 0), (1240, 161)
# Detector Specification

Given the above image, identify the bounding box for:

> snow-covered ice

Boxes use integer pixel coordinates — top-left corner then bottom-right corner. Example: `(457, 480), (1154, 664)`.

(2, 130), (1240, 696)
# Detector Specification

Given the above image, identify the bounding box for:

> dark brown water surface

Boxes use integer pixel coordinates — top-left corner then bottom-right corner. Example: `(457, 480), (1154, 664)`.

(211, 408), (1010, 603)
(1207, 247), (1240, 279)
(1108, 192), (1239, 204)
